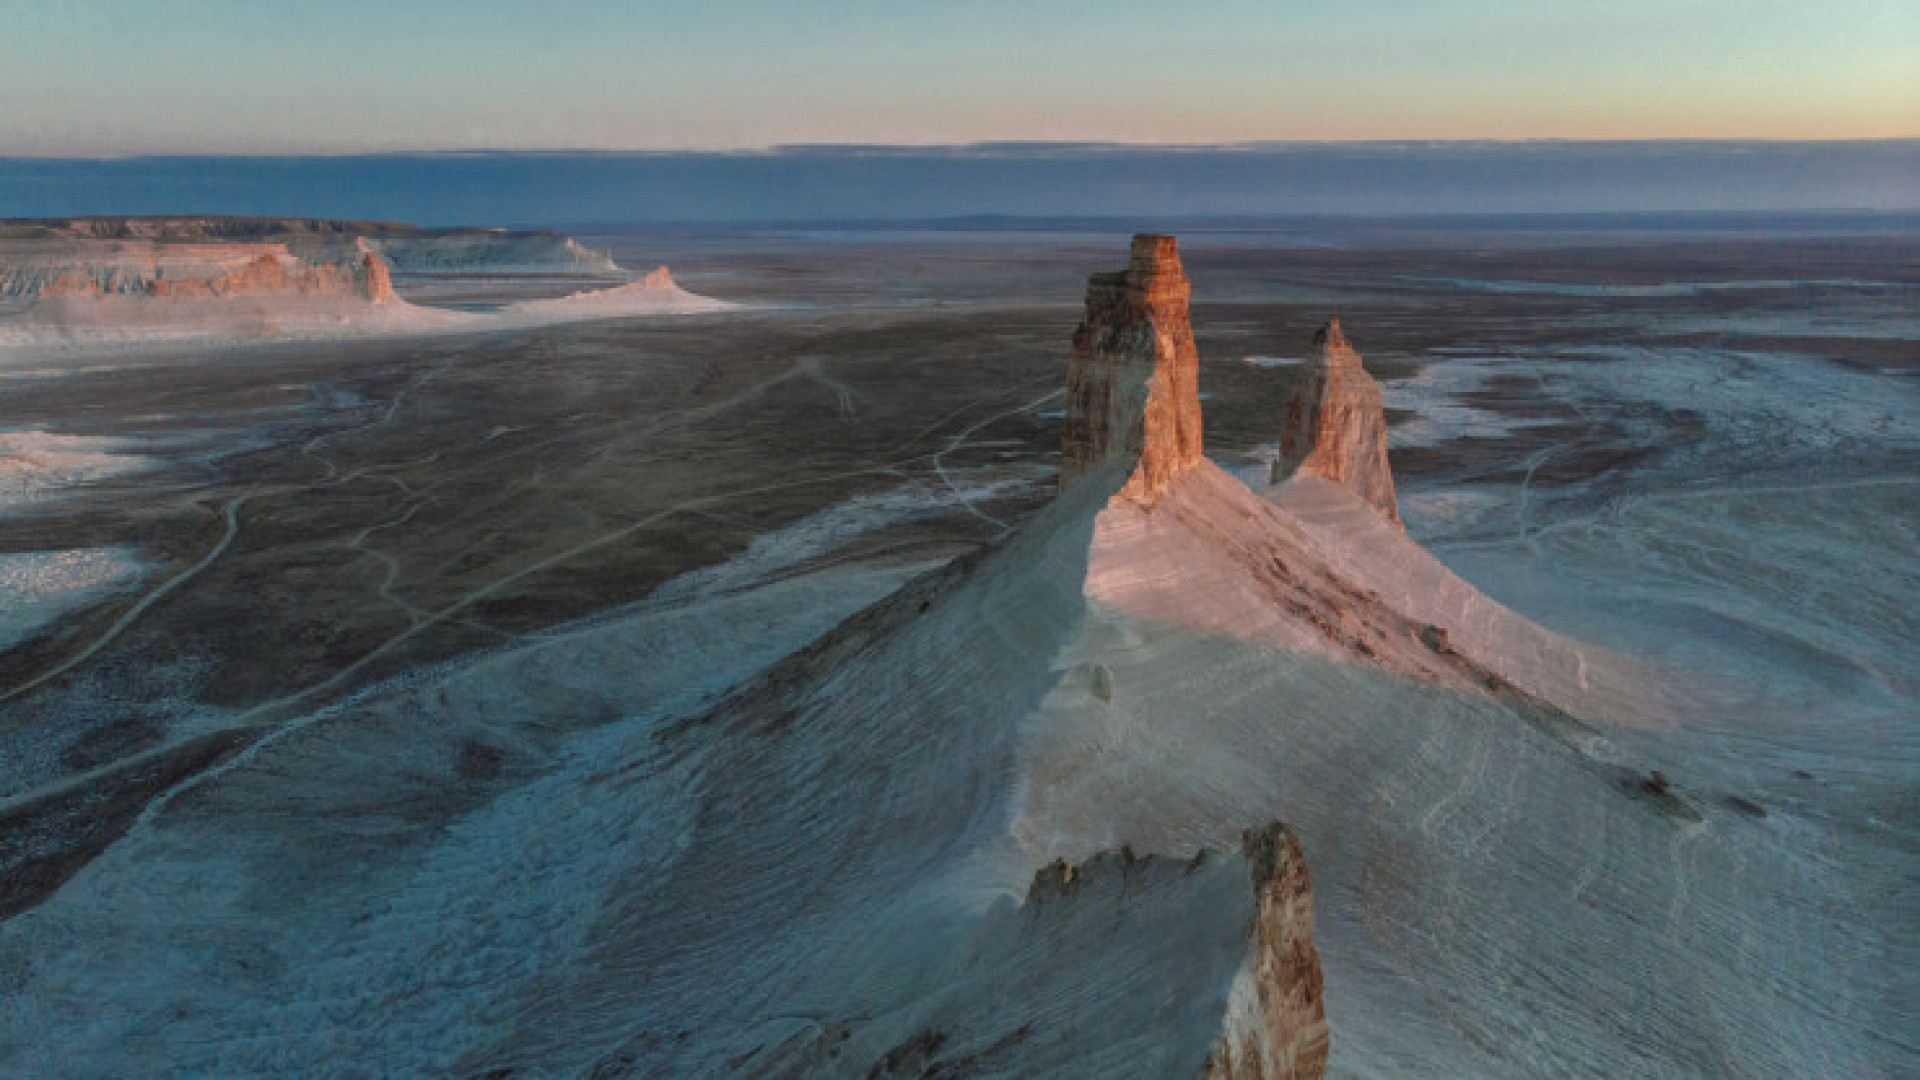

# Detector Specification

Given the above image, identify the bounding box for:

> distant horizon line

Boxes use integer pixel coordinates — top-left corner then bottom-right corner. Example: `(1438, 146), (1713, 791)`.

(9, 137), (1920, 163)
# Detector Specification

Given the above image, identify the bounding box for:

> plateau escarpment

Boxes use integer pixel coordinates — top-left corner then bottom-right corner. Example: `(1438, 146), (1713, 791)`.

(0, 218), (725, 356)
(0, 217), (624, 283)
(3, 240), (396, 303)
(32, 244), (396, 304)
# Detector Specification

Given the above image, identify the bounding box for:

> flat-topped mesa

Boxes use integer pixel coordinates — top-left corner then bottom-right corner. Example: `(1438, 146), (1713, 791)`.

(1273, 317), (1402, 527)
(1060, 234), (1205, 502)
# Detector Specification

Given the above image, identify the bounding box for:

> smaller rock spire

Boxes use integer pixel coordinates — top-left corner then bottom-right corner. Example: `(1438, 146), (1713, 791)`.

(360, 250), (397, 304)
(1273, 317), (1402, 527)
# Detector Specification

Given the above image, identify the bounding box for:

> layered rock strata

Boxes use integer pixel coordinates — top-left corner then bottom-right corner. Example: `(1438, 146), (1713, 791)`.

(1272, 317), (1401, 526)
(0, 217), (625, 283)
(29, 244), (398, 303)
(1060, 234), (1204, 502)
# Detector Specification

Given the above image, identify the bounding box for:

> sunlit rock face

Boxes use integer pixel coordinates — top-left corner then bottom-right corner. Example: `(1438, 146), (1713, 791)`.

(11, 241), (393, 302)
(1065, 283), (1644, 720)
(1060, 234), (1204, 502)
(1274, 318), (1401, 527)
(359, 245), (397, 303)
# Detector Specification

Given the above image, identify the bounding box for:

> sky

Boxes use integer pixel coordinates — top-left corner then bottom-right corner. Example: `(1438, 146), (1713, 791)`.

(1, 0), (1916, 156)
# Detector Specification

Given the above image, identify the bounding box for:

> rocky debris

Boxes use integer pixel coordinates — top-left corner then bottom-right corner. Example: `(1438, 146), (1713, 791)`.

(1619, 767), (1703, 821)
(865, 1029), (949, 1078)
(1090, 662), (1115, 703)
(1273, 318), (1401, 527)
(1061, 234), (1204, 502)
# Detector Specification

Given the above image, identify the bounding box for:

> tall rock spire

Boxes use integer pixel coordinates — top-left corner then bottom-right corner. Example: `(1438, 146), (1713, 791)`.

(359, 249), (397, 304)
(1273, 317), (1402, 526)
(1059, 234), (1205, 502)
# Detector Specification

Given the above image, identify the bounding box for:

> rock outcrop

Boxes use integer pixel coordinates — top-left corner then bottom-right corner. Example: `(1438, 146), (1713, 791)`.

(0, 219), (625, 304)
(359, 245), (397, 304)
(1024, 825), (1328, 1080)
(1272, 318), (1401, 527)
(0, 218), (625, 281)
(500, 264), (729, 318)
(1203, 824), (1330, 1080)
(1061, 234), (1204, 502)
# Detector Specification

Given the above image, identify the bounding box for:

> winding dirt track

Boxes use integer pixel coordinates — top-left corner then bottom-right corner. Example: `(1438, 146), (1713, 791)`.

(0, 376), (1062, 818)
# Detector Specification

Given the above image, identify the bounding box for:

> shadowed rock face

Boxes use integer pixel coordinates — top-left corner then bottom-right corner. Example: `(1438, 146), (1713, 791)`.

(1273, 318), (1401, 527)
(1060, 234), (1204, 502)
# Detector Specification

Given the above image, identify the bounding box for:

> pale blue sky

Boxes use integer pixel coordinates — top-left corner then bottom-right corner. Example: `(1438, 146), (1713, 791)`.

(2, 0), (1915, 155)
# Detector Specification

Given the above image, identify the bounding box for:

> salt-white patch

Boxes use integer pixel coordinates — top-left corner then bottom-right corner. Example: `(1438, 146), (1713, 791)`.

(645, 473), (1040, 606)
(1546, 345), (1920, 461)
(1380, 346), (1920, 462)
(1399, 487), (1514, 538)
(1239, 354), (1303, 368)
(1664, 309), (1920, 341)
(0, 547), (145, 651)
(1377, 355), (1567, 447)
(0, 430), (155, 512)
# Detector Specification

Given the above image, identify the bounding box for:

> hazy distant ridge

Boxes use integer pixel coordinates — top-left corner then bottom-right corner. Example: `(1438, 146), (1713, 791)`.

(2, 141), (1914, 225)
